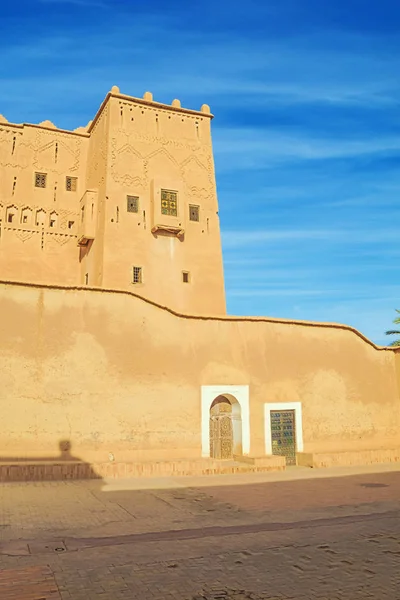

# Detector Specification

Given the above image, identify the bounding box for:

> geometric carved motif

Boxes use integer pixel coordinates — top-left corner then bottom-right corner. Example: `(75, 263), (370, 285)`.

(32, 132), (81, 175)
(46, 233), (74, 246)
(181, 155), (214, 202)
(0, 129), (27, 169)
(110, 139), (147, 189)
(14, 229), (36, 243)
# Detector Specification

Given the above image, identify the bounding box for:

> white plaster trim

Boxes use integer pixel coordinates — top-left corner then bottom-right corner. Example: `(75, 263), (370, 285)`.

(201, 385), (250, 457)
(264, 402), (303, 455)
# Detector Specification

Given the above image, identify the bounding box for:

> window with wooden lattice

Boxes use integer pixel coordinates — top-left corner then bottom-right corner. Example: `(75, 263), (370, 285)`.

(132, 266), (142, 284)
(127, 195), (139, 213)
(66, 176), (77, 192)
(161, 189), (178, 216)
(35, 172), (47, 188)
(189, 204), (200, 222)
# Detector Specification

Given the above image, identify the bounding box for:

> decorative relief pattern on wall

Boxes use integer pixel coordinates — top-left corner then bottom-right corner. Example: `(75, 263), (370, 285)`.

(110, 140), (147, 188)
(120, 129), (203, 152)
(181, 155), (214, 201)
(0, 128), (27, 168)
(87, 106), (109, 188)
(0, 203), (78, 243)
(13, 229), (38, 243)
(110, 137), (215, 197)
(45, 232), (76, 247)
(32, 135), (81, 174)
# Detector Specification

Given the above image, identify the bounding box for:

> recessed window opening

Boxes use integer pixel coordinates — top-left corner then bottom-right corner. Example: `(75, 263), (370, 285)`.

(8, 213), (14, 223)
(189, 204), (200, 222)
(68, 221), (74, 229)
(35, 172), (47, 188)
(127, 195), (139, 213)
(161, 189), (178, 216)
(182, 271), (190, 283)
(132, 266), (142, 284)
(66, 176), (77, 192)
(85, 273), (89, 285)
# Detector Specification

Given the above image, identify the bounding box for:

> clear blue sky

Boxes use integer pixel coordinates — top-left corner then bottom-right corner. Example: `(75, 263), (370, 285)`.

(2, 0), (400, 344)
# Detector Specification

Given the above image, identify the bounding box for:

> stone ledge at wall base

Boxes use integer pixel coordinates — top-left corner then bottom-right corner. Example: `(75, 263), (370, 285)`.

(233, 454), (286, 469)
(0, 456), (286, 482)
(297, 448), (400, 469)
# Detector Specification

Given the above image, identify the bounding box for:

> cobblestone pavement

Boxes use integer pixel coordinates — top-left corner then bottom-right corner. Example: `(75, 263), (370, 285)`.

(1, 464), (400, 599)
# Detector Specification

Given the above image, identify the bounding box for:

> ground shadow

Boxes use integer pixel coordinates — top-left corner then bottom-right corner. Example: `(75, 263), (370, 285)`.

(0, 439), (102, 481)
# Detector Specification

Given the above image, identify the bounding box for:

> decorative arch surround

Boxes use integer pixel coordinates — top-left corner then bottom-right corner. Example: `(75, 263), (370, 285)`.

(264, 402), (304, 455)
(6, 204), (18, 224)
(201, 385), (250, 457)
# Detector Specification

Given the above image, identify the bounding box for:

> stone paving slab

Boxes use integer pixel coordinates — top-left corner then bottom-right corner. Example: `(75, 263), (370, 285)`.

(0, 565), (61, 599)
(1, 464), (400, 599)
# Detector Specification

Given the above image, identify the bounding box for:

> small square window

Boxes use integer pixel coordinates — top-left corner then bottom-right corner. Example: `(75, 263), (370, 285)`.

(66, 176), (77, 192)
(132, 266), (142, 284)
(35, 172), (47, 188)
(22, 215), (28, 224)
(50, 220), (56, 228)
(127, 195), (139, 213)
(182, 271), (190, 283)
(68, 220), (75, 229)
(189, 204), (200, 222)
(8, 213), (14, 223)
(161, 189), (178, 216)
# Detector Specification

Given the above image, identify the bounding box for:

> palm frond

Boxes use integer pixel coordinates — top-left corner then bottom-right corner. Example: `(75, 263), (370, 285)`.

(389, 339), (400, 347)
(385, 330), (400, 336)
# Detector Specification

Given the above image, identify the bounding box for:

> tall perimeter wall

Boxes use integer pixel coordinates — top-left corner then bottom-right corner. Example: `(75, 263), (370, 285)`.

(0, 281), (399, 467)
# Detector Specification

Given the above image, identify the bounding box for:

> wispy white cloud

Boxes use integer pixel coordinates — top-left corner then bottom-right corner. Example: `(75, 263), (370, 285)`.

(222, 227), (400, 248)
(214, 128), (400, 171)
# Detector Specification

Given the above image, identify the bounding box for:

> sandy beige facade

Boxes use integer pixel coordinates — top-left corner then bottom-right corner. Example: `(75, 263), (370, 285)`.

(0, 87), (225, 316)
(0, 281), (399, 471)
(0, 87), (399, 475)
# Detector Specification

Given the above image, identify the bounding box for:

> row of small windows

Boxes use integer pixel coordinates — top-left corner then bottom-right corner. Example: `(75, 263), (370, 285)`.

(127, 192), (200, 222)
(2, 206), (74, 229)
(34, 172), (77, 192)
(132, 267), (190, 285)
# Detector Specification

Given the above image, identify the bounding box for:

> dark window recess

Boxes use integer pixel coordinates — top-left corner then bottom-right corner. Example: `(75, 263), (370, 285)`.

(161, 189), (178, 216)
(127, 196), (139, 213)
(189, 204), (200, 222)
(132, 266), (142, 284)
(68, 221), (74, 229)
(182, 271), (190, 283)
(35, 172), (47, 188)
(66, 176), (77, 192)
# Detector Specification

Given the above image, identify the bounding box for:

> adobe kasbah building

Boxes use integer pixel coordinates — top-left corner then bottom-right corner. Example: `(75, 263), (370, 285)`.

(0, 86), (399, 480)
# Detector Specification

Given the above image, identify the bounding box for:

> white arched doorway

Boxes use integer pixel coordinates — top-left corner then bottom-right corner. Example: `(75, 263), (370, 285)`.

(201, 385), (250, 458)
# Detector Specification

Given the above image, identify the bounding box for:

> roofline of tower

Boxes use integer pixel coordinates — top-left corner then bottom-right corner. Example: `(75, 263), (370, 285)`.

(0, 120), (89, 137)
(87, 90), (214, 134)
(0, 89), (214, 137)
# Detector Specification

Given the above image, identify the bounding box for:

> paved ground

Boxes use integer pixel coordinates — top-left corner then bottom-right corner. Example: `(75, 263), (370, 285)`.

(1, 463), (400, 599)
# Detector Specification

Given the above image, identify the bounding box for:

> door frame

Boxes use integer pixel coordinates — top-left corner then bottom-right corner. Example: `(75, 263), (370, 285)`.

(264, 402), (303, 455)
(201, 385), (250, 458)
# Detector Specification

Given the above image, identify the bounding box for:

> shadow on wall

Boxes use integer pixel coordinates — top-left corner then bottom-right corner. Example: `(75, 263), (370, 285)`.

(0, 440), (102, 482)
